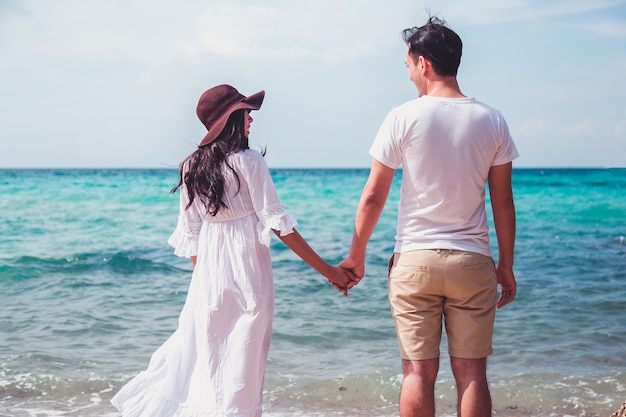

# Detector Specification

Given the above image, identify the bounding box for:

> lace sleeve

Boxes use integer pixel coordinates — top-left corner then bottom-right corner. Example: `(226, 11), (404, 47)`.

(167, 215), (202, 257)
(167, 176), (202, 258)
(237, 151), (299, 246)
(256, 205), (298, 247)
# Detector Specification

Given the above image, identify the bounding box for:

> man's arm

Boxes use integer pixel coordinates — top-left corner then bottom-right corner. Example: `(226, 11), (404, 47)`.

(488, 162), (517, 308)
(340, 159), (396, 278)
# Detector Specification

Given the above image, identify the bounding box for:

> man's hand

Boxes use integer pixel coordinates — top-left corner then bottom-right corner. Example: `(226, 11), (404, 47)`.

(496, 265), (516, 308)
(325, 265), (360, 297)
(338, 256), (365, 281)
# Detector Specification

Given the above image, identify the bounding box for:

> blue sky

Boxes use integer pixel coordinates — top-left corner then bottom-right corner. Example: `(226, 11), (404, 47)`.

(1, 0), (625, 168)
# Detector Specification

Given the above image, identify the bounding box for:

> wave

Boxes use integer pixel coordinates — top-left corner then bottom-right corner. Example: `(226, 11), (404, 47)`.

(0, 250), (186, 282)
(0, 358), (120, 417)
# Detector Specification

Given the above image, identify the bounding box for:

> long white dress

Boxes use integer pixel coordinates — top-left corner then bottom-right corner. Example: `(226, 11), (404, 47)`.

(111, 149), (297, 417)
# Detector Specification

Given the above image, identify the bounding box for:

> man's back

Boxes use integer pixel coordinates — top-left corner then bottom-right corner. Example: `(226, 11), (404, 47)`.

(369, 95), (518, 256)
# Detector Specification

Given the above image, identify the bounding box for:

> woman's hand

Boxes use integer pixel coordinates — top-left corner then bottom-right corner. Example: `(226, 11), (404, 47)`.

(325, 265), (360, 297)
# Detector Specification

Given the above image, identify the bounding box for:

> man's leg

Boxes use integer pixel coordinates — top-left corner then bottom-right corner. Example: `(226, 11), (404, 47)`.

(450, 357), (491, 417)
(400, 358), (439, 417)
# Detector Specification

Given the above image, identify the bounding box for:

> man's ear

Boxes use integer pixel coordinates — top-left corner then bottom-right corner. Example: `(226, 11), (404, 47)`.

(419, 55), (432, 74)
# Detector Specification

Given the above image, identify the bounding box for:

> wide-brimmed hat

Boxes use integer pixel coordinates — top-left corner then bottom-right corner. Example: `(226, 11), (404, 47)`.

(196, 84), (265, 147)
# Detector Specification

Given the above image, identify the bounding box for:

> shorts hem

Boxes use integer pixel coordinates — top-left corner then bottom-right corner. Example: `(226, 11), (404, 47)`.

(448, 348), (493, 359)
(399, 350), (441, 361)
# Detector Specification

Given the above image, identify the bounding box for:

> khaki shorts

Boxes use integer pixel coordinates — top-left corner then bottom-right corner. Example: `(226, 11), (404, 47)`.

(388, 249), (497, 360)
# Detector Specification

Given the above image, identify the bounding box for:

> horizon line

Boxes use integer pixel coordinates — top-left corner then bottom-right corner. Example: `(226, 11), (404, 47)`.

(0, 166), (623, 170)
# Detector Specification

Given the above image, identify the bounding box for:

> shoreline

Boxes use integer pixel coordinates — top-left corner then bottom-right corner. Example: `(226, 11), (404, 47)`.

(2, 361), (624, 417)
(3, 394), (623, 417)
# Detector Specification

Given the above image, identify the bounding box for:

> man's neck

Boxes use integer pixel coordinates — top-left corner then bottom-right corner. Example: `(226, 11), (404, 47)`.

(424, 77), (465, 98)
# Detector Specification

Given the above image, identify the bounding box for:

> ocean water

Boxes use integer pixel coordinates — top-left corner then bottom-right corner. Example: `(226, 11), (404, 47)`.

(0, 167), (624, 417)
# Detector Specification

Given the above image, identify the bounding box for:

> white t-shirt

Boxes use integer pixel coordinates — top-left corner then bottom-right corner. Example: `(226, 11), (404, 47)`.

(369, 95), (519, 257)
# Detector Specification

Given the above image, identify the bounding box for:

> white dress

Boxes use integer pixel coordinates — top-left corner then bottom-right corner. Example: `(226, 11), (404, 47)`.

(111, 149), (297, 417)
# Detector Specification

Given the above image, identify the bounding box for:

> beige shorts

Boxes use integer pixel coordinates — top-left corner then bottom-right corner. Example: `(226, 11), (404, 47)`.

(388, 249), (497, 360)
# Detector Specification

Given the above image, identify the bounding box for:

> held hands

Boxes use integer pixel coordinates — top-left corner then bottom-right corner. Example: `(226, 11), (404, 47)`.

(325, 266), (360, 297)
(323, 256), (364, 297)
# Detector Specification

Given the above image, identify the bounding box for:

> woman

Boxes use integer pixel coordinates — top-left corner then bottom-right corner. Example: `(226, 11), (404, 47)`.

(111, 84), (354, 416)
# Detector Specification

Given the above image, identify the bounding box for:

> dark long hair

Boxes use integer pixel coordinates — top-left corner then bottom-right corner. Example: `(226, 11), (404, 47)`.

(171, 109), (249, 216)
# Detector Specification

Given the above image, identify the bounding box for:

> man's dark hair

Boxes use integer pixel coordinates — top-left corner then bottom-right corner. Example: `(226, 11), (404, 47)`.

(402, 16), (462, 76)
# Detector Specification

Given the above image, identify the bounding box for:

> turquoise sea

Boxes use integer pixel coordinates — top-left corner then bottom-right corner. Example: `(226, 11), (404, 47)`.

(0, 167), (624, 417)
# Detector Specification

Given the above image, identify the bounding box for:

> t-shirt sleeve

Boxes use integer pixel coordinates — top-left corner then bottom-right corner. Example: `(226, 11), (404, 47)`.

(368, 109), (403, 169)
(240, 151), (298, 246)
(492, 112), (520, 166)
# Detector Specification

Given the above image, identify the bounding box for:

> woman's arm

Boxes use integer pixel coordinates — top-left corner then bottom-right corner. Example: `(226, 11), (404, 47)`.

(274, 229), (356, 296)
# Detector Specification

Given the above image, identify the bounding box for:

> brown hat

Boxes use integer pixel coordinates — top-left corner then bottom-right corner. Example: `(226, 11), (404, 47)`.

(196, 84), (265, 147)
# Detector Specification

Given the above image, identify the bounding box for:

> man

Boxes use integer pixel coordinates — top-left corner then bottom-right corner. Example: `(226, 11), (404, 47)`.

(340, 16), (518, 417)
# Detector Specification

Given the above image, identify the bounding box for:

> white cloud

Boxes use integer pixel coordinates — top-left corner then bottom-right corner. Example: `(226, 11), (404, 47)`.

(515, 118), (597, 139)
(612, 121), (626, 137)
(558, 119), (593, 137)
(580, 19), (626, 38)
(442, 0), (626, 25)
(174, 2), (405, 65)
(514, 117), (547, 138)
(322, 41), (381, 65)
(179, 5), (306, 61)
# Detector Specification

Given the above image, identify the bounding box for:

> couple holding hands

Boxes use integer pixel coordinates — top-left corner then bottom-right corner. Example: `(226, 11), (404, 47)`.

(112, 16), (518, 417)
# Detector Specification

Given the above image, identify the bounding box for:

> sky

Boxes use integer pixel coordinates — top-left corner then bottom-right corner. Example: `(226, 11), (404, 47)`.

(1, 0), (625, 169)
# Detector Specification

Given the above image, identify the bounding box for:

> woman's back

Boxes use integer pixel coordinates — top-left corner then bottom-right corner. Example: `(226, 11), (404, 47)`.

(191, 149), (261, 223)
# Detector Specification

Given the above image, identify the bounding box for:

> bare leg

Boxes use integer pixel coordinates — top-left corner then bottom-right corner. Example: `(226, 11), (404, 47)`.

(450, 357), (491, 417)
(400, 358), (439, 417)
